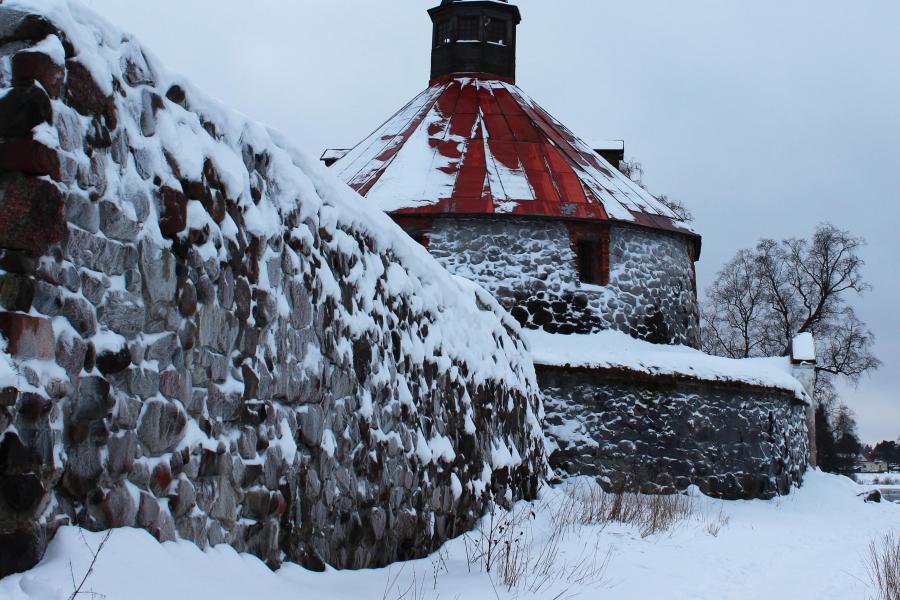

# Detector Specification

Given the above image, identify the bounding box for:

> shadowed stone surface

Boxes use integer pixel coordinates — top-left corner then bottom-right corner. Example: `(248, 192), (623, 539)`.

(136, 400), (186, 456)
(540, 366), (809, 500)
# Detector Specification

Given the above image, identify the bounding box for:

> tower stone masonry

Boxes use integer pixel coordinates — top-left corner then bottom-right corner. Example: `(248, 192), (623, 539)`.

(325, 0), (812, 500)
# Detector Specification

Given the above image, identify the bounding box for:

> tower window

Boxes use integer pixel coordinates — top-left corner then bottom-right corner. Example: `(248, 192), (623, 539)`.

(457, 17), (481, 42)
(576, 239), (599, 285)
(435, 20), (453, 47)
(569, 228), (610, 287)
(486, 19), (507, 45)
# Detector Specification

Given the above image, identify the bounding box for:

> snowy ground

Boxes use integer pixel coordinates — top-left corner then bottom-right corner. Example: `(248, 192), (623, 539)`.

(856, 472), (900, 486)
(2, 471), (895, 600)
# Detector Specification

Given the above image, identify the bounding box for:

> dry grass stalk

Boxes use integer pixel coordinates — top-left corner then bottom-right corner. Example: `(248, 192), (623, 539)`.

(559, 480), (696, 538)
(68, 529), (112, 600)
(464, 497), (610, 595)
(705, 509), (730, 538)
(393, 481), (698, 598)
(382, 563), (429, 600)
(867, 533), (900, 600)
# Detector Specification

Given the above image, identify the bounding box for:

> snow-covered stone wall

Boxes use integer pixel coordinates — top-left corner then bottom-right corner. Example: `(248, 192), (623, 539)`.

(0, 0), (545, 578)
(426, 217), (701, 347)
(540, 367), (809, 499)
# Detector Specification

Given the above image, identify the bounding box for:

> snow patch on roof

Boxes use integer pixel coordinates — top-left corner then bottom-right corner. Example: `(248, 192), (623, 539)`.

(366, 103), (460, 211)
(334, 76), (691, 230)
(526, 329), (809, 401)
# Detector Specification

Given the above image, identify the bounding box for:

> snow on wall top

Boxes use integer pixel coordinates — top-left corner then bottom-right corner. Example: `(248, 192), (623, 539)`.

(791, 333), (816, 363)
(332, 76), (696, 236)
(5, 0), (541, 399)
(526, 329), (809, 401)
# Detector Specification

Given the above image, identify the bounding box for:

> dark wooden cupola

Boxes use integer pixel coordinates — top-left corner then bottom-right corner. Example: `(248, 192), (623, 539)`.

(428, 0), (522, 84)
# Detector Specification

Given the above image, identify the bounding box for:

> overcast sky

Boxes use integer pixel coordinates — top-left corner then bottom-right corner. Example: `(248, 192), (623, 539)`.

(82, 0), (900, 443)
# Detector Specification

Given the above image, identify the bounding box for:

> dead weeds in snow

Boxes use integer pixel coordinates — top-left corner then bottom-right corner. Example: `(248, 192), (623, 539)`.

(381, 563), (429, 600)
(555, 479), (698, 538)
(463, 495), (611, 597)
(867, 532), (900, 600)
(384, 479), (732, 599)
(67, 528), (112, 600)
(704, 509), (731, 538)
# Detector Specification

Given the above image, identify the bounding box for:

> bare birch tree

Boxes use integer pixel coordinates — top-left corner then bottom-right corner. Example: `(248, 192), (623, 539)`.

(701, 223), (881, 411)
(619, 159), (693, 222)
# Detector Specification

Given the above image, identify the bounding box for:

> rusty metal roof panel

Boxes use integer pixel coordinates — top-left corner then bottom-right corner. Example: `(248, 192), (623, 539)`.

(332, 76), (696, 235)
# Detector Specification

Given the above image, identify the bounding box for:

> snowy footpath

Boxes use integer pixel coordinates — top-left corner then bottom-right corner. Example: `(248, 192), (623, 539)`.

(1, 471), (893, 599)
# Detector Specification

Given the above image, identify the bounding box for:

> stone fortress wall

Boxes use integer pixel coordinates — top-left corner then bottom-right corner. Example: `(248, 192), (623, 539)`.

(0, 4), (545, 578)
(414, 215), (808, 500)
(540, 367), (809, 500)
(426, 217), (701, 347)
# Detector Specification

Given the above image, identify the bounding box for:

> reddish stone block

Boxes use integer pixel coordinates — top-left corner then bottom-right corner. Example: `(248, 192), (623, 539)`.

(92, 481), (136, 529)
(150, 461), (173, 497)
(0, 13), (73, 56)
(0, 526), (47, 579)
(65, 60), (117, 129)
(0, 274), (35, 312)
(158, 186), (187, 239)
(0, 174), (66, 256)
(165, 85), (186, 107)
(0, 387), (18, 407)
(0, 84), (52, 137)
(271, 490), (288, 517)
(204, 189), (226, 224)
(95, 347), (131, 376)
(0, 312), (55, 359)
(12, 51), (65, 98)
(0, 250), (39, 275)
(16, 392), (52, 420)
(0, 473), (45, 514)
(180, 178), (206, 201)
(0, 139), (61, 180)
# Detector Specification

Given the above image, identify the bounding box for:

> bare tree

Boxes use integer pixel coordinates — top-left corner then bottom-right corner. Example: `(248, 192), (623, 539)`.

(656, 194), (693, 223)
(700, 249), (767, 359)
(618, 158), (643, 184)
(832, 404), (859, 441)
(619, 158), (693, 222)
(702, 223), (881, 408)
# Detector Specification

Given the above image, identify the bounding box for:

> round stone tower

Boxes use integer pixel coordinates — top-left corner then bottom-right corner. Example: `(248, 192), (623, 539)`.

(323, 0), (812, 502)
(325, 0), (702, 347)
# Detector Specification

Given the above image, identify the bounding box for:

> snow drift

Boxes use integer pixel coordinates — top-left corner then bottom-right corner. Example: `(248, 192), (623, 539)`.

(1, 471), (891, 600)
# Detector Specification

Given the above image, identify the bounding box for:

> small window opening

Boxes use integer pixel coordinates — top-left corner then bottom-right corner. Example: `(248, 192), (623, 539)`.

(576, 239), (599, 284)
(435, 20), (453, 47)
(457, 17), (481, 42)
(486, 19), (507, 45)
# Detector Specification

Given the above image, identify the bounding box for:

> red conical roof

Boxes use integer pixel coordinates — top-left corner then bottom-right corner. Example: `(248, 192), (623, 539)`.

(331, 76), (695, 236)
